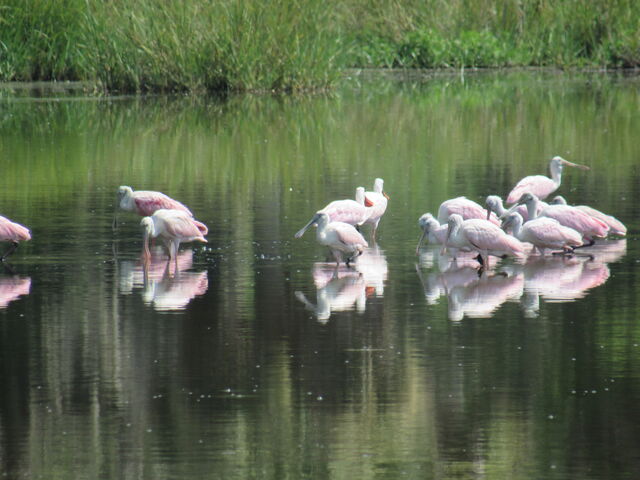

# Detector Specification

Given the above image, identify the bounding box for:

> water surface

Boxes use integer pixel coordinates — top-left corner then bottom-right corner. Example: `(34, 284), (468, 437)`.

(1, 71), (639, 479)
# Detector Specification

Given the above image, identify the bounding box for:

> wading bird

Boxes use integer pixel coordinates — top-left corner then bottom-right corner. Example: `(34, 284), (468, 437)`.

(0, 215), (31, 261)
(444, 214), (525, 268)
(115, 186), (193, 229)
(141, 209), (208, 265)
(438, 196), (501, 226)
(295, 187), (371, 238)
(507, 193), (608, 246)
(506, 156), (589, 204)
(295, 212), (368, 267)
(486, 195), (546, 222)
(501, 212), (583, 255)
(550, 196), (627, 237)
(363, 178), (389, 239)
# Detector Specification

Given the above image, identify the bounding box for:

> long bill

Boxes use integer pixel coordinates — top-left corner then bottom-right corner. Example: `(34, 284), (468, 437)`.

(294, 213), (320, 238)
(416, 230), (427, 255)
(500, 203), (522, 220)
(142, 230), (151, 262)
(562, 159), (590, 170)
(112, 193), (120, 230)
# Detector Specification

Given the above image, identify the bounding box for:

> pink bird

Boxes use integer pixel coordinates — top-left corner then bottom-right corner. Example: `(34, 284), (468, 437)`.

(295, 187), (371, 238)
(363, 178), (389, 239)
(444, 214), (525, 268)
(506, 156), (590, 204)
(295, 212), (368, 267)
(0, 215), (31, 261)
(438, 196), (501, 226)
(550, 196), (627, 237)
(508, 193), (609, 246)
(141, 209), (208, 265)
(115, 186), (193, 229)
(501, 212), (583, 255)
(486, 195), (547, 223)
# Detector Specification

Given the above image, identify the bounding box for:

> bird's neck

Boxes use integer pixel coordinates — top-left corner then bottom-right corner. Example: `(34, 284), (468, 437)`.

(526, 199), (539, 220)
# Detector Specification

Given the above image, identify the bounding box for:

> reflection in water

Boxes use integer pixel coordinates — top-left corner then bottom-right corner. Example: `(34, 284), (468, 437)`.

(417, 240), (626, 320)
(119, 248), (208, 311)
(0, 275), (30, 309)
(296, 247), (388, 322)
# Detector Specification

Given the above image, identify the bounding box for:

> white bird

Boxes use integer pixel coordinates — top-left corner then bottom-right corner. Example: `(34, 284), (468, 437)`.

(445, 214), (525, 268)
(550, 196), (627, 237)
(141, 209), (208, 265)
(501, 212), (583, 255)
(295, 187), (371, 238)
(363, 178), (389, 239)
(438, 196), (501, 225)
(486, 195), (547, 223)
(416, 213), (473, 259)
(506, 156), (589, 204)
(295, 212), (368, 267)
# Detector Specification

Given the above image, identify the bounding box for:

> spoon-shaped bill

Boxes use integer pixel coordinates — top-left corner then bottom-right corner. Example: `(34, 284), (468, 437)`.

(295, 213), (321, 238)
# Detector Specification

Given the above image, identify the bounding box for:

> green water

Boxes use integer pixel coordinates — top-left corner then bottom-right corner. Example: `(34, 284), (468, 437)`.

(0, 71), (639, 479)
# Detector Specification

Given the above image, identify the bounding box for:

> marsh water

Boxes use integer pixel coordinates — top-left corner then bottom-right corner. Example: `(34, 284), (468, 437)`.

(0, 71), (639, 479)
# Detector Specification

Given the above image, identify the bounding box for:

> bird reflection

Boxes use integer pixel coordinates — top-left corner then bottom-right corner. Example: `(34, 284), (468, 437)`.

(0, 275), (31, 309)
(416, 255), (524, 321)
(119, 247), (207, 311)
(520, 255), (611, 317)
(296, 247), (388, 322)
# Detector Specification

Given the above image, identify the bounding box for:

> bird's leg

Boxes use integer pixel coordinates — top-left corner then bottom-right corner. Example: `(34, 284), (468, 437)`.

(573, 238), (595, 249)
(1, 242), (19, 262)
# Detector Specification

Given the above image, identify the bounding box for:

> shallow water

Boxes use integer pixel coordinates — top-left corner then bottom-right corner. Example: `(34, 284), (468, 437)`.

(1, 71), (639, 479)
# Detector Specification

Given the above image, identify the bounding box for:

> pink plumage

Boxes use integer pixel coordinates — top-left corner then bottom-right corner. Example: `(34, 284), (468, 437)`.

(141, 209), (207, 262)
(118, 186), (193, 217)
(0, 215), (31, 243)
(438, 197), (501, 226)
(540, 205), (609, 241)
(461, 219), (525, 258)
(507, 176), (557, 204)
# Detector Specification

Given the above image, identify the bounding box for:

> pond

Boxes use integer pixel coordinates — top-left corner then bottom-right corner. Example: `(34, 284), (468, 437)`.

(0, 71), (639, 479)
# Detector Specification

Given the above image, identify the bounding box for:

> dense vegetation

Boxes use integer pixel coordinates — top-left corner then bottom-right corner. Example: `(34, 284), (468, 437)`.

(0, 0), (638, 93)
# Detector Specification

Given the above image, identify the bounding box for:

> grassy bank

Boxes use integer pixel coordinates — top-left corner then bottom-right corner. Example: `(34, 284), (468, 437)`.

(0, 0), (638, 93)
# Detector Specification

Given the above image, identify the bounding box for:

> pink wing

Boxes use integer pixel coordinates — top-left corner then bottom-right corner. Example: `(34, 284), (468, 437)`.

(541, 205), (609, 238)
(439, 197), (500, 225)
(321, 200), (369, 225)
(525, 218), (582, 247)
(507, 175), (557, 204)
(162, 211), (207, 241)
(575, 205), (626, 236)
(463, 220), (524, 256)
(332, 222), (368, 249)
(133, 191), (193, 217)
(0, 216), (31, 242)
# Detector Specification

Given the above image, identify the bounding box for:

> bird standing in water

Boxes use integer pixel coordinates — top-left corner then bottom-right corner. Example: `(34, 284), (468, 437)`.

(0, 215), (31, 261)
(141, 209), (208, 266)
(506, 156), (589, 204)
(115, 186), (193, 229)
(363, 178), (389, 240)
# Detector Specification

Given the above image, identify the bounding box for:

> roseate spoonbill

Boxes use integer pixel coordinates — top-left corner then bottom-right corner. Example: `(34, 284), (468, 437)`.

(506, 156), (589, 204)
(295, 212), (368, 267)
(438, 196), (501, 226)
(295, 187), (371, 238)
(507, 193), (608, 246)
(501, 212), (583, 255)
(115, 186), (193, 229)
(141, 209), (208, 264)
(444, 214), (525, 268)
(0, 215), (31, 261)
(485, 195), (547, 222)
(363, 178), (389, 239)
(416, 213), (473, 258)
(550, 196), (627, 237)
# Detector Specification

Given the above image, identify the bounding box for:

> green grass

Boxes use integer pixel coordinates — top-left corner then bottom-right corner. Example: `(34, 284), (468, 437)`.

(0, 0), (638, 93)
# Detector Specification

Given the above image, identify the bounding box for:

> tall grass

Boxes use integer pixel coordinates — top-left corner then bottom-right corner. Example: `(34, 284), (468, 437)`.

(0, 0), (341, 92)
(0, 0), (638, 93)
(342, 0), (640, 68)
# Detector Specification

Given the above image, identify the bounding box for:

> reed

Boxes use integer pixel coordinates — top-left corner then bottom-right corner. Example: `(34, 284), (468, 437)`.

(0, 0), (638, 93)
